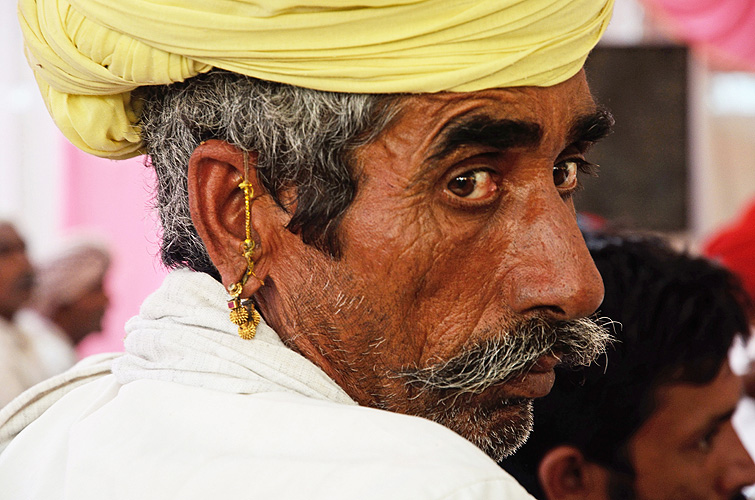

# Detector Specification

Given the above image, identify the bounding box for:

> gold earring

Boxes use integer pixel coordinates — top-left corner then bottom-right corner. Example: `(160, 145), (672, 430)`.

(227, 151), (262, 340)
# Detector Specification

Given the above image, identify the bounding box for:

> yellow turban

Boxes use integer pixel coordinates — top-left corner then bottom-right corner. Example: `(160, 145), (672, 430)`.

(19, 0), (614, 159)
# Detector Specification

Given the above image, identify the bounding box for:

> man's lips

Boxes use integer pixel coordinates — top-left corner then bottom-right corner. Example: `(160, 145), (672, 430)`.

(466, 369), (555, 410)
(528, 353), (561, 374)
(504, 354), (561, 398)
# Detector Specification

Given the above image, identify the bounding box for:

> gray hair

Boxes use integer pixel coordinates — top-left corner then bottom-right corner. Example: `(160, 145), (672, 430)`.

(137, 70), (401, 278)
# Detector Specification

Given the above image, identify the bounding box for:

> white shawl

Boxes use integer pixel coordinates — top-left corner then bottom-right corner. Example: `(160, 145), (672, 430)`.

(0, 268), (354, 449)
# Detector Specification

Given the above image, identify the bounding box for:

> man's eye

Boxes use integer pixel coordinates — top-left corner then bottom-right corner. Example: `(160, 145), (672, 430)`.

(695, 427), (721, 454)
(696, 434), (713, 453)
(447, 170), (497, 200)
(553, 160), (579, 190)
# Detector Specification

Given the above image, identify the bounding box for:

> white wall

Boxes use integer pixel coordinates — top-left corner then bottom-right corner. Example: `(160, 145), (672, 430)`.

(0, 0), (63, 260)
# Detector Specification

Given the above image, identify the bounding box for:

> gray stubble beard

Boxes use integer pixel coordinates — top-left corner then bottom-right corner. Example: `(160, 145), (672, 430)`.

(397, 315), (612, 461)
(427, 396), (535, 462)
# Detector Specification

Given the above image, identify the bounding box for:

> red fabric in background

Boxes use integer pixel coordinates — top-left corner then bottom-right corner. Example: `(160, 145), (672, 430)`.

(704, 198), (755, 305)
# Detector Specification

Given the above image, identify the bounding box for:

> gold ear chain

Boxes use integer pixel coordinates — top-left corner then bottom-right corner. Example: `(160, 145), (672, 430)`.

(227, 152), (262, 340)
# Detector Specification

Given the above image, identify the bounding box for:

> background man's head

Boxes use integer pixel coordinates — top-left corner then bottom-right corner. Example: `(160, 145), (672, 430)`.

(501, 232), (755, 500)
(704, 199), (755, 399)
(0, 222), (34, 321)
(30, 243), (110, 345)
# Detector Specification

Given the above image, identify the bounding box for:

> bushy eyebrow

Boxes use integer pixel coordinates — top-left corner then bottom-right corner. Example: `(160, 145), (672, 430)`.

(709, 408), (736, 429)
(429, 116), (542, 162)
(686, 406), (736, 446)
(427, 106), (614, 163)
(568, 106), (614, 145)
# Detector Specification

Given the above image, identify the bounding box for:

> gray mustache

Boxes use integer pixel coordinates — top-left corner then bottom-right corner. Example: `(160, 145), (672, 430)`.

(400, 316), (612, 396)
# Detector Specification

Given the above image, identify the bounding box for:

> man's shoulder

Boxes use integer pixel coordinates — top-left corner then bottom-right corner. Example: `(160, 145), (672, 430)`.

(100, 380), (489, 464)
(107, 382), (533, 499)
(0, 378), (532, 499)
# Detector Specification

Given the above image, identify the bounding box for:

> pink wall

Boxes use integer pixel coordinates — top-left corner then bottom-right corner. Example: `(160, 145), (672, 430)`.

(61, 142), (167, 356)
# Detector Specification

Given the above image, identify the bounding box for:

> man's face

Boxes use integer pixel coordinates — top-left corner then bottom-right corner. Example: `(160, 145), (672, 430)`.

(626, 363), (755, 500)
(0, 224), (34, 320)
(57, 278), (109, 345)
(264, 71), (608, 459)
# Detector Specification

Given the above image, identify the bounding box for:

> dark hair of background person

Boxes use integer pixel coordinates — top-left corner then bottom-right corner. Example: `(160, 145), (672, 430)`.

(500, 231), (753, 499)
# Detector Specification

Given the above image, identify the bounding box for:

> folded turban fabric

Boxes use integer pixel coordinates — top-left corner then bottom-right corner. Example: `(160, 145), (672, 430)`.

(18, 0), (614, 159)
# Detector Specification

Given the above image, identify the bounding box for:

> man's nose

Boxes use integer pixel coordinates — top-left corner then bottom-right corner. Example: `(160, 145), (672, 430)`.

(716, 423), (755, 498)
(505, 189), (604, 321)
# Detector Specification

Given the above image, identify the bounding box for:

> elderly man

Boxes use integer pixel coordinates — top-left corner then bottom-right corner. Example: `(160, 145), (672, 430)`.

(501, 232), (755, 500)
(1, 0), (613, 497)
(0, 222), (48, 407)
(17, 243), (111, 375)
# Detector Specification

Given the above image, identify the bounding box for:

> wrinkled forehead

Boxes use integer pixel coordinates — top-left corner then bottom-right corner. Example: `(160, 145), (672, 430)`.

(643, 363), (741, 442)
(378, 72), (598, 153)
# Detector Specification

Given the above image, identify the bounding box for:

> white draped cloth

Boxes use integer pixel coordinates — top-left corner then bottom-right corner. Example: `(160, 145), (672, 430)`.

(16, 309), (79, 378)
(0, 317), (49, 408)
(0, 269), (532, 499)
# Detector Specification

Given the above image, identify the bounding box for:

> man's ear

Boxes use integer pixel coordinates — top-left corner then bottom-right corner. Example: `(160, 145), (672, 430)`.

(187, 140), (287, 296)
(538, 446), (612, 500)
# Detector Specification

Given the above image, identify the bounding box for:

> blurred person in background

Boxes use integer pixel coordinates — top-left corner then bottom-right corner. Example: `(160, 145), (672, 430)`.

(0, 222), (47, 407)
(705, 198), (755, 395)
(17, 242), (111, 377)
(501, 232), (755, 500)
(705, 198), (755, 494)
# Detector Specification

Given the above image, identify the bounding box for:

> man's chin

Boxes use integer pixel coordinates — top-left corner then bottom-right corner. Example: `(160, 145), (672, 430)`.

(427, 396), (534, 462)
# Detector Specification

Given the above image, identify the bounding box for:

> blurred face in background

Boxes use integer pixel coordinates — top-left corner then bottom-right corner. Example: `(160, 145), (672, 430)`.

(626, 363), (755, 500)
(54, 277), (110, 345)
(0, 223), (34, 320)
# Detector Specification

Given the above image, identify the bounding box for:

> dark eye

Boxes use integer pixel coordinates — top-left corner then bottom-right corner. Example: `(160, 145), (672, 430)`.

(447, 170), (497, 200)
(695, 427), (721, 453)
(696, 436), (711, 453)
(553, 160), (579, 190)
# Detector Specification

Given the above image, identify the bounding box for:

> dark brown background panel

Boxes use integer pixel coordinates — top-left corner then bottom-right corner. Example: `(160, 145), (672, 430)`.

(577, 46), (688, 231)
